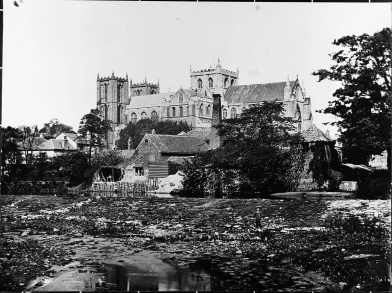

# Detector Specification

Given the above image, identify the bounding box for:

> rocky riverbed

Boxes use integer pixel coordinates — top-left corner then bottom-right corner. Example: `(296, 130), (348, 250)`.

(0, 194), (390, 292)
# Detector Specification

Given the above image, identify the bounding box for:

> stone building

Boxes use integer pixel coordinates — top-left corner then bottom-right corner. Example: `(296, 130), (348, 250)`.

(97, 59), (313, 148)
(96, 71), (129, 148)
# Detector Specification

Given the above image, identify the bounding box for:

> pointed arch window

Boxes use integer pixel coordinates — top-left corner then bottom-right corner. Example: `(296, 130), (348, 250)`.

(179, 106), (183, 117)
(223, 108), (227, 119)
(199, 104), (204, 116)
(172, 107), (176, 117)
(231, 108), (237, 119)
(151, 111), (158, 122)
(224, 78), (228, 88)
(117, 105), (122, 124)
(192, 105), (196, 116)
(117, 84), (121, 102)
(141, 112), (147, 120)
(179, 94), (183, 103)
(131, 113), (137, 124)
(197, 79), (203, 90)
(231, 79), (234, 86)
(187, 106), (189, 116)
(208, 78), (214, 88)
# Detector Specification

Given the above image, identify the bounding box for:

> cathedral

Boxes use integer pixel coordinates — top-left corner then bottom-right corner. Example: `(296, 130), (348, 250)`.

(96, 59), (313, 149)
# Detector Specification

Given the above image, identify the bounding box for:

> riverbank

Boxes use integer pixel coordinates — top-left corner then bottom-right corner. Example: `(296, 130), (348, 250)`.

(0, 194), (390, 291)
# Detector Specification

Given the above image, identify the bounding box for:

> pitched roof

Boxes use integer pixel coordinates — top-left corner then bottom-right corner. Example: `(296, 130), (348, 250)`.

(143, 134), (208, 155)
(167, 156), (193, 164)
(37, 139), (77, 151)
(55, 132), (78, 141)
(128, 93), (169, 108)
(181, 89), (205, 98)
(301, 124), (333, 142)
(224, 81), (296, 104)
(180, 127), (221, 150)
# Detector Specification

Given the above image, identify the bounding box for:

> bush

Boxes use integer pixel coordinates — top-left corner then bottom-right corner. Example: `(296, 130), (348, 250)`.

(356, 169), (391, 199)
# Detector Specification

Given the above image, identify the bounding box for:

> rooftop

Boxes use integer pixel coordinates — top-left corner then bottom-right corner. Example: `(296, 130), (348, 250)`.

(301, 124), (333, 143)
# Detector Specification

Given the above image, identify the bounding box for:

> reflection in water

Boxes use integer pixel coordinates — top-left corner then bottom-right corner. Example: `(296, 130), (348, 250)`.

(104, 263), (210, 291)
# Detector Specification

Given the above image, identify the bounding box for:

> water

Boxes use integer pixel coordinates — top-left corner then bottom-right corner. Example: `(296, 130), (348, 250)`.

(101, 259), (210, 291)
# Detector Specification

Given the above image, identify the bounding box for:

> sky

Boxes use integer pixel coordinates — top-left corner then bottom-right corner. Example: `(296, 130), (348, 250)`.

(3, 1), (390, 139)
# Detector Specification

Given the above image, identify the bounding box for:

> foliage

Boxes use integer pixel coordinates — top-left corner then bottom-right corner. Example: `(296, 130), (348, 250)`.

(179, 157), (208, 197)
(180, 102), (305, 197)
(90, 150), (125, 175)
(52, 151), (90, 179)
(18, 125), (44, 165)
(78, 108), (112, 150)
(1, 126), (23, 176)
(116, 119), (191, 150)
(39, 118), (74, 139)
(356, 169), (391, 199)
(313, 28), (391, 167)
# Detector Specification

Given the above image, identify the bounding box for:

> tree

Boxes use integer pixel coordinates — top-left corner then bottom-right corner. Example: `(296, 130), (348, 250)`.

(78, 108), (112, 170)
(1, 126), (23, 180)
(18, 125), (44, 165)
(181, 102), (305, 197)
(116, 119), (191, 150)
(52, 151), (90, 183)
(313, 28), (391, 168)
(90, 150), (125, 176)
(39, 118), (73, 139)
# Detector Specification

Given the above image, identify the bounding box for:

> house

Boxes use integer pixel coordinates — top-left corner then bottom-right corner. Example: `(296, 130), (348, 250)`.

(33, 137), (77, 157)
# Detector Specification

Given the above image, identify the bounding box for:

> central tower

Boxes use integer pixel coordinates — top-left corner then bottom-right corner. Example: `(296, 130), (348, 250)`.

(190, 59), (239, 99)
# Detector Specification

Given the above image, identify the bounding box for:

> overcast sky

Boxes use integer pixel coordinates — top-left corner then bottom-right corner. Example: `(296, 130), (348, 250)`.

(3, 1), (390, 138)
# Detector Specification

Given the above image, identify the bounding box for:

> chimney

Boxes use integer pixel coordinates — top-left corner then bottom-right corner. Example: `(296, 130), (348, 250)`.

(63, 136), (68, 150)
(212, 92), (222, 127)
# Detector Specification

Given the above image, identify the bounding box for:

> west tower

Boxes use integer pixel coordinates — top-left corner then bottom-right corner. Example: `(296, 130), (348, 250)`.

(97, 71), (129, 149)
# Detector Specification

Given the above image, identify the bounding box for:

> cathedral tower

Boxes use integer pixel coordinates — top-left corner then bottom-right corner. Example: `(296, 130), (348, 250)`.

(190, 59), (239, 99)
(97, 71), (129, 149)
(130, 77), (160, 97)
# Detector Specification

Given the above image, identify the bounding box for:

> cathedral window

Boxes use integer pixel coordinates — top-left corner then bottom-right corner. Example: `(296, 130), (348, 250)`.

(141, 112), (147, 120)
(231, 107), (237, 119)
(167, 107), (170, 117)
(104, 105), (108, 120)
(199, 104), (204, 116)
(179, 94), (183, 103)
(192, 104), (196, 116)
(172, 107), (176, 117)
(231, 79), (234, 86)
(179, 106), (183, 117)
(151, 111), (158, 122)
(187, 106), (189, 116)
(131, 113), (137, 124)
(197, 79), (203, 90)
(151, 90), (156, 94)
(208, 78), (214, 88)
(224, 78), (228, 88)
(223, 108), (227, 119)
(117, 84), (121, 102)
(117, 105), (121, 124)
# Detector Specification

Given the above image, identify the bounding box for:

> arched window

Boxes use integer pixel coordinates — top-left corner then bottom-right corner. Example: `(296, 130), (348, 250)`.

(172, 107), (176, 117)
(131, 113), (137, 124)
(192, 104), (196, 116)
(151, 90), (156, 94)
(231, 79), (235, 86)
(224, 78), (228, 88)
(199, 104), (204, 116)
(197, 79), (203, 90)
(117, 84), (121, 102)
(104, 84), (108, 101)
(117, 105), (121, 124)
(167, 107), (170, 117)
(231, 108), (237, 119)
(179, 106), (183, 117)
(186, 106), (189, 116)
(151, 111), (158, 122)
(295, 105), (302, 132)
(141, 112), (147, 120)
(222, 108), (227, 119)
(206, 104), (211, 116)
(179, 94), (183, 103)
(208, 78), (214, 88)
(104, 105), (108, 120)
(205, 90), (207, 97)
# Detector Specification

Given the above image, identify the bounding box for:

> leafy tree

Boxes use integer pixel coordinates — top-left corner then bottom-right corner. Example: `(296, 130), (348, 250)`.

(18, 125), (44, 165)
(39, 118), (74, 139)
(181, 102), (305, 197)
(90, 150), (125, 176)
(1, 126), (23, 180)
(116, 119), (191, 150)
(313, 28), (391, 168)
(52, 151), (90, 179)
(78, 108), (112, 168)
